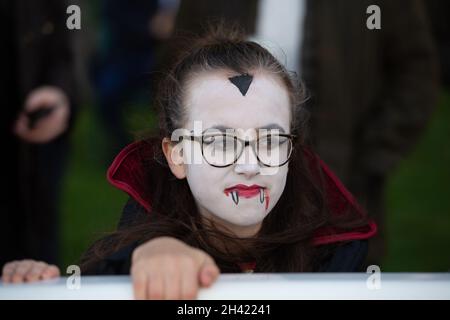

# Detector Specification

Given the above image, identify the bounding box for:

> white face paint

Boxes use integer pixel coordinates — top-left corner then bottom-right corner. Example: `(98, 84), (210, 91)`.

(181, 69), (291, 236)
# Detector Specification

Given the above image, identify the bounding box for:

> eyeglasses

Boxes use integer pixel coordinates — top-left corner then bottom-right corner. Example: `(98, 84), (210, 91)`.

(182, 132), (297, 167)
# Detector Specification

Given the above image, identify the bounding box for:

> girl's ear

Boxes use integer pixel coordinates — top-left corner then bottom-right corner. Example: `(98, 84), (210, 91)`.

(162, 137), (186, 179)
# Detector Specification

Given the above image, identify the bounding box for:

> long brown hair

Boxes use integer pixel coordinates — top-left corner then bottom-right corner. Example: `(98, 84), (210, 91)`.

(81, 25), (369, 273)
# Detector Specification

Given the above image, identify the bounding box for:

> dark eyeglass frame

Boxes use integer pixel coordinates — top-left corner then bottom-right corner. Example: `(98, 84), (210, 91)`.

(181, 132), (297, 168)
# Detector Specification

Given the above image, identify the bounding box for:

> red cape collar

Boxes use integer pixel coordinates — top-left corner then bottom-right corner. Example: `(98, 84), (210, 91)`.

(107, 140), (377, 246)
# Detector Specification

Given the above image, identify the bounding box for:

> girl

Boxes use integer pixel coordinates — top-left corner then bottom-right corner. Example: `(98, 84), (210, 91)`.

(2, 27), (377, 299)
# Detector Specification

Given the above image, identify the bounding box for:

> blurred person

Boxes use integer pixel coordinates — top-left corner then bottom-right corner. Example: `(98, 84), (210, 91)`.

(90, 0), (179, 162)
(174, 0), (258, 36)
(301, 0), (438, 265)
(0, 0), (76, 267)
(424, 0), (450, 87)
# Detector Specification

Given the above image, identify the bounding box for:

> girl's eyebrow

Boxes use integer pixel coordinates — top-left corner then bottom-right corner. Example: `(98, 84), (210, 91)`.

(205, 123), (286, 133)
(258, 123), (286, 133)
(206, 125), (232, 133)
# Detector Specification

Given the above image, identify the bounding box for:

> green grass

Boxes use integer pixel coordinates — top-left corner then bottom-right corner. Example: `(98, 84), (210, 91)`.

(60, 105), (126, 269)
(60, 101), (158, 269)
(60, 92), (450, 272)
(383, 91), (450, 271)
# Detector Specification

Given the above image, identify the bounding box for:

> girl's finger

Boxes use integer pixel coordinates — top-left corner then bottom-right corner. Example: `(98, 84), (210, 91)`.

(2, 261), (19, 283)
(24, 262), (47, 282)
(148, 271), (164, 300)
(132, 269), (147, 300)
(199, 256), (220, 287)
(11, 260), (34, 283)
(180, 261), (198, 300)
(163, 264), (181, 300)
(40, 264), (60, 280)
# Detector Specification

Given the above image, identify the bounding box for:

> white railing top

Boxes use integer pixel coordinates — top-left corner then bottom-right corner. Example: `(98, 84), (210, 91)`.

(1, 273), (449, 300)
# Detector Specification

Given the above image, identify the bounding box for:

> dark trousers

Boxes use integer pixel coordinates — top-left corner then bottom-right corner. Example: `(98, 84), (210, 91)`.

(0, 134), (68, 267)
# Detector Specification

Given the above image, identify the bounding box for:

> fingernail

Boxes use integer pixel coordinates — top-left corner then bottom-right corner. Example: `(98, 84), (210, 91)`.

(205, 271), (215, 283)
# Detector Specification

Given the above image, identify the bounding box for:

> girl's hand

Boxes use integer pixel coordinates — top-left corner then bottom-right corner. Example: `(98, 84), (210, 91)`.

(131, 237), (220, 300)
(1, 260), (60, 283)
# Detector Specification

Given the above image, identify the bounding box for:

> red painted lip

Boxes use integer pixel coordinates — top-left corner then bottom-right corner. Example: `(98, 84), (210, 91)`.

(224, 184), (265, 199)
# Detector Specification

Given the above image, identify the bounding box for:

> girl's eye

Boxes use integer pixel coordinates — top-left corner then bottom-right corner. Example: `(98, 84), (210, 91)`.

(212, 137), (228, 148)
(259, 135), (275, 145)
(258, 135), (287, 148)
(203, 135), (235, 151)
(203, 136), (216, 144)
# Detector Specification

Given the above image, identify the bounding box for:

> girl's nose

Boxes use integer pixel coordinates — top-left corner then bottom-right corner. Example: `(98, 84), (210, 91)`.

(234, 146), (260, 178)
(234, 163), (260, 178)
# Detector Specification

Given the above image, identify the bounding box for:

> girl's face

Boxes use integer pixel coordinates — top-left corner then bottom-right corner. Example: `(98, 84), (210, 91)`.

(167, 69), (292, 237)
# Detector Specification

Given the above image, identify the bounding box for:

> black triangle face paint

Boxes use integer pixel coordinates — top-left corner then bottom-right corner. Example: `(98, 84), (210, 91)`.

(229, 74), (253, 96)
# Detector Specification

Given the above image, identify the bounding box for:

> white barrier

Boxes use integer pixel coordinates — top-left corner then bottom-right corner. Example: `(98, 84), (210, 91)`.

(1, 273), (449, 300)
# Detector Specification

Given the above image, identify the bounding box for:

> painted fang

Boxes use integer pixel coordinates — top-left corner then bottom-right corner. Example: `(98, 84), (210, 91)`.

(224, 185), (269, 209)
(264, 188), (270, 210)
(231, 190), (239, 204)
(259, 187), (264, 204)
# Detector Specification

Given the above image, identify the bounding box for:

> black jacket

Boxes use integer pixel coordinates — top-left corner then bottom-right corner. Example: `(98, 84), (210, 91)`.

(85, 199), (369, 275)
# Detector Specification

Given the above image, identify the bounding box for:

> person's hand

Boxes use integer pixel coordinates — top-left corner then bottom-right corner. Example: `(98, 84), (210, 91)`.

(149, 10), (176, 40)
(131, 237), (220, 300)
(1, 260), (60, 283)
(14, 86), (70, 144)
